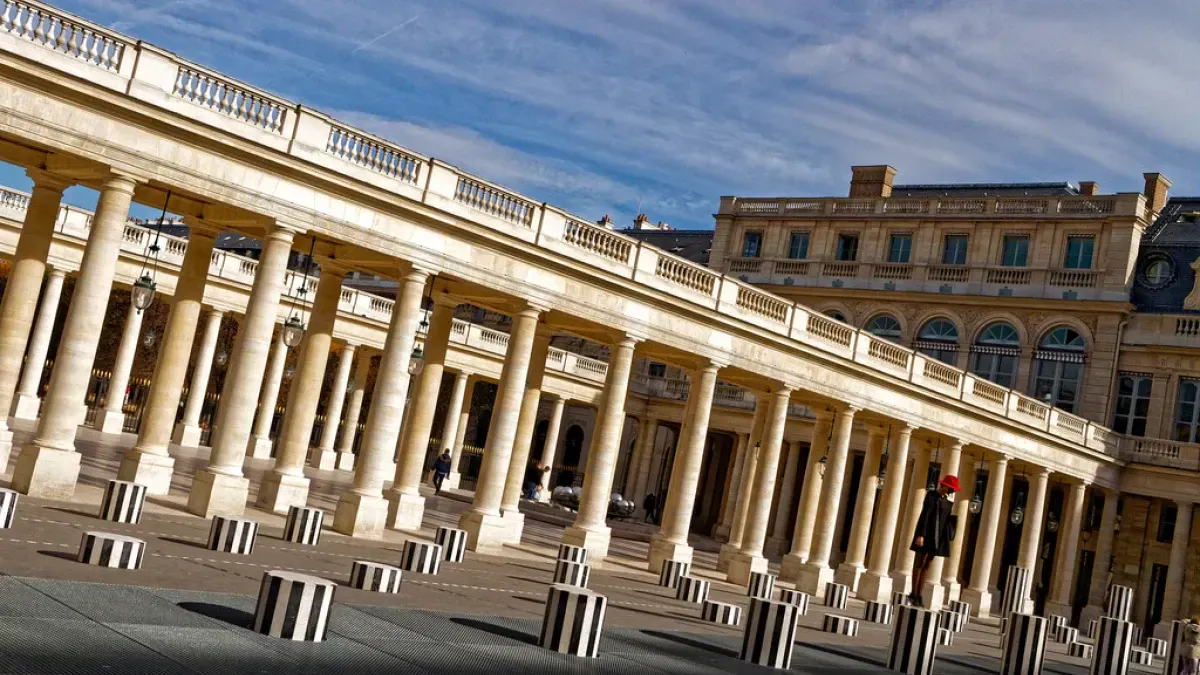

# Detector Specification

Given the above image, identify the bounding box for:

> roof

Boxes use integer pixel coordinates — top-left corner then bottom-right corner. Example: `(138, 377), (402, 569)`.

(620, 229), (713, 265)
(890, 182), (1080, 198)
(1131, 197), (1200, 313)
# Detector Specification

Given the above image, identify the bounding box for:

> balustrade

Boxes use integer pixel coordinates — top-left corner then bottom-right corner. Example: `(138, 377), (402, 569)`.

(927, 265), (969, 283)
(172, 66), (288, 133)
(562, 219), (633, 264)
(0, 0), (126, 71)
(327, 126), (422, 184)
(985, 268), (1031, 285)
(453, 176), (534, 228)
(654, 254), (717, 296)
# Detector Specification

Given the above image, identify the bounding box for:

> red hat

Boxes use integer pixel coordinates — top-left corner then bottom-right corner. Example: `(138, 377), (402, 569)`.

(939, 475), (960, 492)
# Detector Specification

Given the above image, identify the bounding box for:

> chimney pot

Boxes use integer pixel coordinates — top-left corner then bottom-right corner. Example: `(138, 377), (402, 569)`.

(849, 165), (897, 198)
(1143, 173), (1172, 216)
(1078, 181), (1099, 196)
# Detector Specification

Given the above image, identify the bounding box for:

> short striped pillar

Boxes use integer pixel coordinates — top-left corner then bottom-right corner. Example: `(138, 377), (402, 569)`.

(400, 540), (442, 575)
(948, 600), (971, 622)
(558, 544), (588, 565)
(1000, 566), (1032, 621)
(739, 597), (800, 669)
(676, 575), (710, 604)
(887, 605), (939, 675)
(206, 516), (258, 555)
(658, 559), (690, 589)
(748, 571), (776, 599)
(553, 560), (590, 589)
(435, 527), (467, 563)
(1055, 625), (1079, 644)
(939, 608), (966, 634)
(253, 571), (335, 641)
(1091, 616), (1135, 675)
(824, 582), (849, 610)
(1129, 648), (1153, 667)
(1143, 636), (1167, 658)
(540, 584), (606, 658)
(77, 532), (145, 569)
(1086, 619), (1098, 639)
(1000, 613), (1047, 675)
(936, 627), (954, 646)
(0, 488), (17, 529)
(1132, 624), (1143, 647)
(283, 506), (324, 546)
(892, 591), (909, 606)
(98, 480), (147, 524)
(823, 614), (859, 636)
(778, 588), (811, 615)
(701, 600), (741, 626)
(1105, 584), (1134, 622)
(348, 560), (403, 593)
(1048, 615), (1067, 634)
(865, 600), (893, 626)
(1068, 642), (1093, 659)
(1166, 621), (1187, 675)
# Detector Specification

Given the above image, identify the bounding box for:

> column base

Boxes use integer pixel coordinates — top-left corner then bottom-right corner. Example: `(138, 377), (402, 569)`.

(0, 427), (12, 473)
(765, 536), (789, 557)
(834, 562), (866, 593)
(562, 524), (612, 563)
(1043, 601), (1072, 622)
(716, 542), (742, 572)
(857, 571), (893, 604)
(12, 393), (41, 421)
(186, 469), (249, 518)
(1078, 604), (1103, 628)
(255, 472), (311, 514)
(793, 562), (835, 597)
(711, 523), (732, 542)
(384, 491), (426, 532)
(943, 580), (962, 603)
(890, 570), (914, 595)
(458, 510), (510, 554)
(10, 445), (81, 499)
(171, 423), (204, 448)
(499, 509), (526, 546)
(116, 450), (175, 496)
(246, 435), (274, 459)
(333, 492), (388, 539)
(779, 553), (806, 583)
(442, 471), (461, 490)
(920, 579), (947, 611)
(310, 449), (338, 471)
(727, 551), (769, 586)
(335, 451), (356, 471)
(961, 588), (994, 618)
(95, 410), (127, 435)
(648, 536), (693, 574)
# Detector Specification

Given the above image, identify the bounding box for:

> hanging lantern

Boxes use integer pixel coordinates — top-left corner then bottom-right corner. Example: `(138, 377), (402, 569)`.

(817, 453), (828, 478)
(141, 328), (156, 349)
(1010, 505), (1025, 525)
(1046, 514), (1060, 533)
(284, 362), (296, 380)
(282, 315), (305, 348)
(408, 343), (425, 376)
(969, 493), (983, 514)
(214, 348), (229, 367)
(131, 273), (156, 311)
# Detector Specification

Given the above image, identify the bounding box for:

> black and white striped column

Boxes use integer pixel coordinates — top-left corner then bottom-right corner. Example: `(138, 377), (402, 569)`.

(1144, 636), (1166, 658)
(1166, 620), (1186, 675)
(739, 597), (799, 669)
(1000, 566), (1032, 620)
(206, 516), (258, 555)
(1000, 612), (1047, 675)
(98, 480), (147, 524)
(676, 575), (710, 604)
(540, 584), (607, 657)
(1068, 642), (1093, 659)
(865, 600), (893, 625)
(948, 600), (971, 622)
(558, 544), (588, 565)
(824, 582), (849, 610)
(701, 600), (742, 626)
(658, 559), (690, 589)
(283, 506), (324, 546)
(77, 532), (145, 569)
(0, 488), (17, 529)
(1105, 584), (1134, 622)
(823, 614), (859, 636)
(400, 540), (442, 575)
(892, 591), (909, 607)
(1129, 648), (1154, 667)
(1056, 625), (1079, 644)
(778, 588), (810, 615)
(1086, 619), (1098, 639)
(435, 526), (467, 563)
(887, 605), (939, 675)
(253, 570), (336, 641)
(1049, 614), (1067, 635)
(939, 609), (966, 634)
(748, 571), (776, 599)
(937, 627), (954, 646)
(553, 560), (590, 589)
(1092, 616), (1135, 675)
(348, 560), (403, 593)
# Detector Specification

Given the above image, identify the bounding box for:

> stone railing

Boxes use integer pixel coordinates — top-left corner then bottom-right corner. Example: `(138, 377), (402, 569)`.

(1124, 314), (1200, 349)
(172, 66), (289, 134)
(327, 125), (422, 184)
(562, 219), (634, 264)
(985, 268), (1031, 286)
(1, 0), (126, 72)
(1047, 269), (1099, 288)
(722, 194), (1139, 219)
(453, 176), (535, 228)
(1116, 436), (1200, 471)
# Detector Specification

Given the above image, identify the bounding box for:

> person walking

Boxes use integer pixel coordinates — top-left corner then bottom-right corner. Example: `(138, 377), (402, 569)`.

(431, 451), (452, 494)
(642, 492), (658, 523)
(908, 474), (958, 607)
(522, 460), (542, 500)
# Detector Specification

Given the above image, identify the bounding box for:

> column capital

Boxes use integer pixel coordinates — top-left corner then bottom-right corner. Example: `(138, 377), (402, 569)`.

(47, 266), (67, 280)
(99, 172), (139, 194)
(865, 423), (888, 438)
(432, 291), (460, 310)
(313, 255), (352, 277)
(182, 216), (221, 238)
(25, 168), (72, 192)
(813, 408), (836, 423)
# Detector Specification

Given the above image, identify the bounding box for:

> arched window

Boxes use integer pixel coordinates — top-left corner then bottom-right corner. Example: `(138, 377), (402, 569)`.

(866, 314), (902, 342)
(971, 322), (1020, 388)
(824, 309), (847, 322)
(915, 318), (958, 364)
(1032, 327), (1086, 413)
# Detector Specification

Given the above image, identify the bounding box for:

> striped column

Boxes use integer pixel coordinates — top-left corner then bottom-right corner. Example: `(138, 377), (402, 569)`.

(282, 506), (324, 545)
(701, 600), (741, 626)
(348, 560), (403, 593)
(77, 532), (145, 569)
(253, 571), (335, 641)
(1105, 585), (1133, 622)
(1091, 616), (1135, 675)
(540, 585), (607, 658)
(553, 560), (590, 588)
(400, 540), (442, 575)
(658, 559), (690, 589)
(739, 598), (800, 669)
(435, 526), (467, 563)
(1000, 566), (1031, 622)
(206, 516), (258, 555)
(0, 488), (16, 528)
(748, 571), (777, 599)
(1001, 613), (1047, 675)
(676, 576), (711, 604)
(98, 480), (146, 524)
(888, 605), (939, 675)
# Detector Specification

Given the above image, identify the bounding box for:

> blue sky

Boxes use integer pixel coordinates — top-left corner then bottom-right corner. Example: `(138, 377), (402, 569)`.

(12, 0), (1200, 228)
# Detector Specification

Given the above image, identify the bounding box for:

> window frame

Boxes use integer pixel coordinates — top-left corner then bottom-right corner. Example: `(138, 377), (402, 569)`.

(836, 232), (860, 262)
(1174, 379), (1200, 443)
(1000, 234), (1030, 268)
(741, 230), (763, 258)
(1112, 373), (1152, 436)
(787, 231), (810, 260)
(887, 232), (913, 264)
(1063, 234), (1095, 270)
(942, 233), (970, 265)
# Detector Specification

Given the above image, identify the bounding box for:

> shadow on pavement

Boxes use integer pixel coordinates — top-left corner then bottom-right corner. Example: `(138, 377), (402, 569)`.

(37, 550), (78, 562)
(450, 617), (538, 646)
(643, 629), (737, 657)
(179, 601), (255, 629)
(158, 536), (208, 550)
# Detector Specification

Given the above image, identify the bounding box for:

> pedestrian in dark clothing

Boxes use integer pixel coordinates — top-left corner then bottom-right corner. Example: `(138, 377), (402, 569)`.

(908, 474), (958, 607)
(432, 452), (452, 494)
(522, 461), (542, 500)
(643, 493), (658, 523)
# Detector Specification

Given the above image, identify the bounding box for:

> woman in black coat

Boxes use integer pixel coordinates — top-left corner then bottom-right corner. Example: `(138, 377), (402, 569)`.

(908, 474), (959, 607)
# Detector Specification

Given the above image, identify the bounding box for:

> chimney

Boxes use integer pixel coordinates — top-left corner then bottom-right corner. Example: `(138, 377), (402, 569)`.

(1078, 181), (1098, 196)
(1143, 173), (1172, 216)
(633, 213), (650, 230)
(849, 165), (897, 198)
(597, 214), (614, 229)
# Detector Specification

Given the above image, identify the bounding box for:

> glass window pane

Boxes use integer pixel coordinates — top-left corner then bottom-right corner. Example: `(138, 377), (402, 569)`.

(943, 235), (969, 265)
(1065, 236), (1095, 269)
(837, 234), (859, 261)
(742, 232), (762, 258)
(1131, 418), (1146, 437)
(888, 234), (912, 263)
(1001, 235), (1029, 267)
(788, 232), (809, 259)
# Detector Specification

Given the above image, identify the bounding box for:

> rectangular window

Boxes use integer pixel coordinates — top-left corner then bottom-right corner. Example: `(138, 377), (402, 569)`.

(648, 362), (667, 378)
(788, 232), (810, 260)
(888, 233), (912, 263)
(1112, 374), (1152, 437)
(836, 233), (859, 261)
(1000, 235), (1029, 267)
(1157, 505), (1178, 543)
(1174, 379), (1200, 443)
(943, 234), (969, 265)
(1064, 235), (1095, 269)
(741, 231), (762, 258)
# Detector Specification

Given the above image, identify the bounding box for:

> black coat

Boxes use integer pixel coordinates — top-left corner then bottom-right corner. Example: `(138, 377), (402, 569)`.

(432, 456), (452, 477)
(910, 490), (955, 557)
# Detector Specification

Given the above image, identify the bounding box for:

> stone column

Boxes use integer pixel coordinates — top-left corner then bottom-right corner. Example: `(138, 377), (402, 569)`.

(95, 293), (145, 434)
(246, 327), (289, 459)
(1080, 489), (1119, 626)
(779, 411), (833, 581)
(497, 329), (554, 542)
(988, 469), (1017, 594)
(563, 335), (638, 561)
(172, 308), (224, 448)
(336, 350), (373, 471)
(458, 304), (543, 553)
(429, 369), (468, 482)
(835, 425), (887, 592)
(858, 425), (916, 603)
(1045, 480), (1088, 620)
(624, 412), (654, 507)
(13, 175), (134, 498)
(118, 224), (218, 492)
(718, 403), (770, 570)
(1015, 466), (1051, 613)
(12, 267), (66, 420)
(443, 374), (478, 489)
(962, 455), (1009, 618)
(1154, 501), (1194, 638)
(794, 406), (858, 596)
(257, 268), (344, 513)
(186, 223), (296, 518)
(620, 415), (648, 498)
(942, 453), (978, 602)
(713, 432), (748, 540)
(766, 440), (802, 554)
(920, 440), (964, 609)
(311, 343), (356, 470)
(727, 384), (792, 584)
(648, 361), (719, 572)
(386, 296), (457, 530)
(889, 441), (933, 593)
(333, 268), (427, 538)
